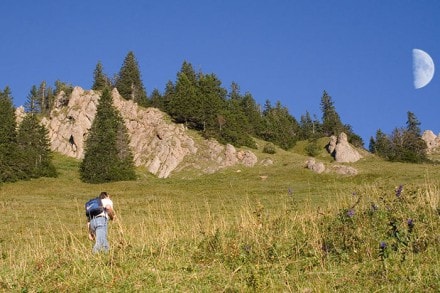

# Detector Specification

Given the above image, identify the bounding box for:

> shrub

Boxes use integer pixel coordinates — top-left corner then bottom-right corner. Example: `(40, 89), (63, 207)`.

(262, 142), (276, 154)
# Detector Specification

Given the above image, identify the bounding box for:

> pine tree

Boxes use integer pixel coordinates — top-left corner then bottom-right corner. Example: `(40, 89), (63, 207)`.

(167, 62), (200, 127)
(80, 88), (136, 183)
(24, 85), (40, 114)
(406, 111), (421, 136)
(92, 61), (111, 91)
(320, 90), (344, 136)
(149, 88), (164, 109)
(0, 87), (24, 182)
(115, 51), (148, 107)
(258, 100), (299, 150)
(16, 114), (57, 178)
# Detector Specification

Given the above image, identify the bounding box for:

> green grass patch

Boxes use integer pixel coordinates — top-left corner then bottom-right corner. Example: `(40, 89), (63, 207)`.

(1, 148), (439, 291)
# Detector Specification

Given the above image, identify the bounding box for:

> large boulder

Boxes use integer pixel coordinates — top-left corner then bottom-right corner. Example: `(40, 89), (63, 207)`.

(422, 130), (440, 154)
(330, 132), (362, 163)
(305, 158), (325, 174)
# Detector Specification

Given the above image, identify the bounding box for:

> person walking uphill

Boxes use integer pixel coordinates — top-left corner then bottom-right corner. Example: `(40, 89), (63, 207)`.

(86, 192), (115, 253)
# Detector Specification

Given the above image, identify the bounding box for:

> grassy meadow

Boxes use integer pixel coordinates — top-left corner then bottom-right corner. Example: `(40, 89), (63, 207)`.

(1, 140), (439, 292)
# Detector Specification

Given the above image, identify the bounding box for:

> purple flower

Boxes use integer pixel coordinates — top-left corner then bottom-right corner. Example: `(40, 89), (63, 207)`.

(395, 185), (403, 197)
(379, 242), (387, 249)
(346, 209), (355, 218)
(407, 218), (415, 232)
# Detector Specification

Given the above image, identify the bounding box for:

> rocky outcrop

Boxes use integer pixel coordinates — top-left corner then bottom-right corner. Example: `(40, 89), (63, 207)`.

(305, 158), (325, 174)
(422, 130), (440, 154)
(327, 133), (362, 163)
(40, 87), (257, 178)
(304, 158), (358, 176)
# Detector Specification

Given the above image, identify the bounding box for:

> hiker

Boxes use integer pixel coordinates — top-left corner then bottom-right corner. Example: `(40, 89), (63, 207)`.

(86, 192), (115, 253)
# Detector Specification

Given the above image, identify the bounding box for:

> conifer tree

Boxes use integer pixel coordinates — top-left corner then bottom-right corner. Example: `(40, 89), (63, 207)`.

(16, 114), (57, 178)
(320, 90), (344, 136)
(0, 87), (23, 182)
(92, 61), (111, 91)
(80, 88), (136, 183)
(258, 100), (299, 150)
(25, 85), (40, 114)
(115, 51), (148, 107)
(168, 62), (200, 127)
(406, 111), (422, 136)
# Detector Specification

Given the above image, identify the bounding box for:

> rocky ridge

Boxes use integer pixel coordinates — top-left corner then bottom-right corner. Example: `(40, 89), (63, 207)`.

(39, 87), (257, 178)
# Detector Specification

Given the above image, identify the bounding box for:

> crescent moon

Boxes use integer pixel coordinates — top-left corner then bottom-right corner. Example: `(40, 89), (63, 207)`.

(412, 48), (435, 89)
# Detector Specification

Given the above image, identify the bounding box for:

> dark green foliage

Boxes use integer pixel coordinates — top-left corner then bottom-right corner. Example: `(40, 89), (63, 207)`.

(299, 111), (321, 140)
(167, 62), (201, 127)
(37, 81), (55, 115)
(370, 112), (427, 163)
(262, 142), (276, 154)
(320, 90), (344, 136)
(54, 80), (74, 96)
(16, 114), (57, 178)
(115, 51), (148, 107)
(92, 61), (112, 91)
(167, 63), (258, 148)
(1, 87), (56, 182)
(305, 139), (321, 157)
(149, 88), (164, 109)
(258, 100), (299, 150)
(24, 86), (40, 114)
(0, 87), (22, 182)
(80, 89), (136, 183)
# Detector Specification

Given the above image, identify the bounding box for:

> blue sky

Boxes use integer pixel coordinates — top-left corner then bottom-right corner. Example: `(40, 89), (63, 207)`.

(1, 0), (439, 146)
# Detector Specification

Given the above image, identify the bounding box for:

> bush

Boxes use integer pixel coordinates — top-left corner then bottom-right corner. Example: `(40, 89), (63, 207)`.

(262, 142), (276, 154)
(305, 140), (321, 157)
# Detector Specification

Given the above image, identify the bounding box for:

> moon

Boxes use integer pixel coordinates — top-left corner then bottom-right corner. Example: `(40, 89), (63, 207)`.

(412, 48), (435, 89)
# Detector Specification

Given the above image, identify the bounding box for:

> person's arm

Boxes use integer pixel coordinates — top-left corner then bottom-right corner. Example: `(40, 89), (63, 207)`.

(87, 221), (94, 240)
(105, 205), (115, 220)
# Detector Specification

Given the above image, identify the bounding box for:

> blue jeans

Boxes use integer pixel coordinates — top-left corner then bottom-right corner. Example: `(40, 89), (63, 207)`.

(90, 217), (109, 253)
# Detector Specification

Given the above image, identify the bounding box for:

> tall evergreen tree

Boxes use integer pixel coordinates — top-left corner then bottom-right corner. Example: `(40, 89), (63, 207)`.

(406, 111), (422, 136)
(115, 51), (148, 107)
(0, 87), (25, 182)
(167, 62), (200, 127)
(92, 61), (111, 91)
(16, 114), (57, 178)
(149, 88), (164, 109)
(80, 88), (136, 183)
(258, 100), (299, 150)
(24, 85), (40, 114)
(320, 90), (344, 136)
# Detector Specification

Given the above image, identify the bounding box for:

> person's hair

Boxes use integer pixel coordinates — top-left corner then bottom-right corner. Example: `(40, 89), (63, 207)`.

(98, 192), (108, 199)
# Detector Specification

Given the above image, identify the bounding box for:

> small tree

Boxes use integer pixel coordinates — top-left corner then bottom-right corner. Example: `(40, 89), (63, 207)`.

(80, 89), (136, 183)
(115, 51), (148, 107)
(320, 90), (344, 136)
(92, 61), (111, 91)
(17, 114), (57, 178)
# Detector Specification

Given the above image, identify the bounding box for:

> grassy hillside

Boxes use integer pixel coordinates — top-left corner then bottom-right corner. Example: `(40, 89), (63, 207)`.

(1, 144), (439, 292)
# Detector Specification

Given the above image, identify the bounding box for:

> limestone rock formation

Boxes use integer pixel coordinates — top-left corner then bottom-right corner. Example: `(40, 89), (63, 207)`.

(40, 87), (257, 178)
(327, 132), (362, 163)
(305, 158), (325, 174)
(331, 165), (358, 176)
(422, 130), (440, 154)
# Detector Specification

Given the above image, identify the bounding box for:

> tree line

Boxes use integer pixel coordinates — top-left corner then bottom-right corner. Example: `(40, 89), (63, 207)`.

(0, 51), (429, 183)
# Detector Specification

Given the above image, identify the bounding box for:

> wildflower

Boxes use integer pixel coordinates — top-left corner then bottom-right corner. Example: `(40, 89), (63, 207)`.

(407, 218), (414, 233)
(346, 209), (355, 218)
(379, 241), (387, 249)
(395, 185), (403, 197)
